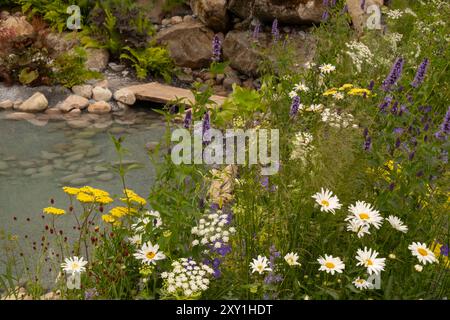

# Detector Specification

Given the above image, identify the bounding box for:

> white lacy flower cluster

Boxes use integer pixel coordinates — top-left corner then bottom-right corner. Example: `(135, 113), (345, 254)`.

(386, 9), (403, 20)
(386, 33), (403, 52)
(321, 108), (357, 129)
(345, 41), (373, 73)
(290, 131), (314, 162)
(191, 209), (236, 248)
(162, 258), (214, 297)
(128, 210), (163, 246)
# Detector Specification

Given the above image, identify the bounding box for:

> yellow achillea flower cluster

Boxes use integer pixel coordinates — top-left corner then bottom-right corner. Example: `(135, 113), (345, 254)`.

(43, 207), (66, 215)
(109, 206), (137, 218)
(121, 189), (147, 206)
(101, 214), (121, 227)
(323, 84), (373, 98)
(63, 186), (114, 205)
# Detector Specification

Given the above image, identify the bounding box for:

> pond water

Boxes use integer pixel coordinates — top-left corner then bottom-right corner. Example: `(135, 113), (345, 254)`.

(0, 108), (166, 249)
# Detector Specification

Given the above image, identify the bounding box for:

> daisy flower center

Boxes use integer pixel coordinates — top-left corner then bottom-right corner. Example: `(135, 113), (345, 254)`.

(72, 263), (79, 270)
(321, 200), (330, 207)
(325, 262), (335, 269)
(257, 265), (264, 271)
(359, 213), (369, 220)
(417, 248), (428, 256)
(356, 279), (365, 284)
(146, 251), (156, 260)
(366, 259), (373, 266)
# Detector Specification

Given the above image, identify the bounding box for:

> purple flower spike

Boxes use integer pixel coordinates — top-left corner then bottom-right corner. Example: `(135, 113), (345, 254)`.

(253, 22), (261, 40)
(212, 35), (222, 62)
(364, 136), (372, 151)
(183, 109), (192, 129)
(202, 111), (211, 144)
(360, 0), (366, 10)
(434, 106), (450, 140)
(322, 10), (330, 21)
(289, 95), (300, 117)
(271, 19), (279, 41)
(382, 57), (404, 92)
(411, 58), (429, 88)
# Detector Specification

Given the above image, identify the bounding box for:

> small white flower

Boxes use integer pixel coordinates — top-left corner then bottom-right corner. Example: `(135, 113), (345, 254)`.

(294, 83), (310, 92)
(133, 241), (166, 265)
(408, 242), (437, 265)
(386, 215), (408, 233)
(284, 252), (301, 266)
(355, 247), (386, 275)
(346, 218), (371, 238)
(319, 63), (336, 74)
(346, 201), (383, 229)
(312, 188), (342, 214)
(192, 239), (199, 246)
(61, 256), (88, 275)
(353, 277), (374, 290)
(289, 91), (298, 98)
(317, 255), (345, 275)
(414, 264), (423, 272)
(250, 255), (272, 274)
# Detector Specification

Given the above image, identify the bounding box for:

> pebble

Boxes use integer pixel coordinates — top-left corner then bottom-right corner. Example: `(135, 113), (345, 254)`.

(23, 168), (37, 176)
(69, 177), (89, 186)
(41, 151), (60, 160)
(66, 153), (85, 162)
(60, 173), (84, 183)
(0, 161), (8, 170)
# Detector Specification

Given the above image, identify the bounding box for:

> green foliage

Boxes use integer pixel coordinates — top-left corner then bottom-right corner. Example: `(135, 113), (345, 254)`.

(51, 47), (102, 88)
(120, 46), (174, 82)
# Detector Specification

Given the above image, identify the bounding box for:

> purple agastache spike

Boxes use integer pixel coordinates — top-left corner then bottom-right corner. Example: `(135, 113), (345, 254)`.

(379, 96), (392, 112)
(360, 0), (366, 10)
(289, 95), (300, 117)
(408, 151), (415, 161)
(411, 58), (429, 88)
(364, 136), (372, 151)
(395, 137), (401, 148)
(434, 106), (450, 140)
(252, 22), (261, 39)
(271, 19), (279, 41)
(183, 109), (192, 128)
(323, 0), (329, 6)
(331, 0), (337, 6)
(212, 34), (222, 62)
(202, 111), (211, 143)
(260, 175), (269, 190)
(393, 128), (404, 135)
(363, 127), (369, 137)
(390, 101), (399, 115)
(441, 150), (448, 164)
(322, 10), (330, 21)
(441, 244), (449, 257)
(382, 57), (404, 92)
(368, 80), (375, 91)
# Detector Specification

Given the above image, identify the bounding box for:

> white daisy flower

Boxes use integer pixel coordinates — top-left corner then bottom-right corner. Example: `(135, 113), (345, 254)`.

(386, 215), (408, 233)
(408, 242), (437, 265)
(284, 252), (301, 266)
(289, 90), (298, 98)
(332, 92), (345, 100)
(312, 188), (342, 214)
(352, 277), (374, 290)
(346, 201), (383, 229)
(355, 247), (386, 275)
(346, 218), (371, 238)
(414, 264), (423, 272)
(133, 241), (166, 265)
(294, 83), (310, 92)
(128, 234), (142, 246)
(61, 256), (88, 275)
(317, 254), (345, 275)
(250, 255), (272, 274)
(319, 63), (336, 74)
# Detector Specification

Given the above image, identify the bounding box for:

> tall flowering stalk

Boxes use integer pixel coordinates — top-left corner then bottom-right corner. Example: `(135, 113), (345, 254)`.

(434, 106), (450, 140)
(411, 58), (429, 88)
(183, 109), (192, 129)
(253, 22), (261, 40)
(382, 57), (404, 92)
(289, 95), (301, 117)
(203, 111), (211, 144)
(212, 35), (222, 62)
(271, 19), (279, 41)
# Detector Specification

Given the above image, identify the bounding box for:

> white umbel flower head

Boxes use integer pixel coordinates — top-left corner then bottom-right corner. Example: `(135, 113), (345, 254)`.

(355, 247), (386, 275)
(250, 255), (272, 274)
(408, 242), (437, 265)
(294, 83), (310, 92)
(317, 254), (345, 275)
(346, 201), (383, 229)
(386, 215), (408, 233)
(134, 241), (166, 265)
(312, 188), (342, 214)
(61, 256), (88, 275)
(284, 252), (301, 266)
(352, 277), (374, 290)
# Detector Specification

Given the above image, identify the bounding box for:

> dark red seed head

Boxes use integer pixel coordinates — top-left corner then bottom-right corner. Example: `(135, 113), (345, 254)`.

(50, 198), (54, 204)
(59, 230), (63, 235)
(69, 206), (73, 212)
(13, 217), (17, 221)
(26, 218), (30, 222)
(45, 225), (49, 230)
